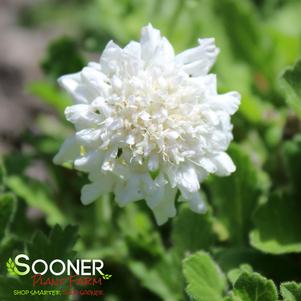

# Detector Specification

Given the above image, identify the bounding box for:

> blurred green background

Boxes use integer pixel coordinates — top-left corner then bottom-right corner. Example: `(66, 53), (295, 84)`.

(0, 0), (301, 300)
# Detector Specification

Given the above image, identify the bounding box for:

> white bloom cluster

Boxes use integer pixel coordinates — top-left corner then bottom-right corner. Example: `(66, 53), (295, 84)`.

(54, 24), (240, 225)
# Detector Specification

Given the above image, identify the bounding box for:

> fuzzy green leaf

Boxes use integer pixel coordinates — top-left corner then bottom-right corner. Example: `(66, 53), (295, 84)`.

(228, 272), (278, 301)
(183, 251), (226, 301)
(281, 282), (301, 301)
(227, 264), (253, 286)
(250, 192), (301, 254)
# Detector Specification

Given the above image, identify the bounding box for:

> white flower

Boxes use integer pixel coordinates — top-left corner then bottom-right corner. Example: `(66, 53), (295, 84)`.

(54, 24), (240, 225)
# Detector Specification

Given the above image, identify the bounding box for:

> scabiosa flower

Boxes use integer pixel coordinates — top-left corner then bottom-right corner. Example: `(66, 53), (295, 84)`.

(54, 24), (240, 225)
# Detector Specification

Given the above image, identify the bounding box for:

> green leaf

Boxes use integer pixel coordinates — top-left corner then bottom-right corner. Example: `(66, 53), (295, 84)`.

(41, 36), (85, 79)
(227, 264), (253, 286)
(281, 60), (301, 118)
(250, 192), (301, 254)
(209, 144), (264, 244)
(172, 205), (216, 256)
(27, 81), (71, 116)
(229, 272), (278, 301)
(6, 176), (66, 225)
(183, 251), (226, 301)
(0, 193), (16, 241)
(27, 225), (79, 261)
(215, 246), (301, 285)
(117, 203), (164, 256)
(129, 253), (182, 301)
(214, 0), (272, 72)
(283, 134), (301, 197)
(281, 282), (301, 301)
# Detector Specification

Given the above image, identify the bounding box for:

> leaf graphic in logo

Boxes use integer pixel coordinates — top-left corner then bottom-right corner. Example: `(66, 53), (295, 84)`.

(6, 258), (20, 276)
(102, 274), (112, 280)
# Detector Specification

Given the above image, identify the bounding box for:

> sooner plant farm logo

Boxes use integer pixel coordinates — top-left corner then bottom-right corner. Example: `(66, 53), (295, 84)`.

(5, 254), (112, 298)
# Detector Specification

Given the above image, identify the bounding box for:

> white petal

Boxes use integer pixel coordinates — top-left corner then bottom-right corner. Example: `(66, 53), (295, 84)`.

(148, 154), (159, 171)
(92, 97), (112, 117)
(176, 38), (219, 76)
(179, 191), (207, 214)
(124, 41), (141, 57)
(151, 185), (177, 225)
(87, 61), (101, 71)
(114, 175), (144, 206)
(53, 135), (79, 165)
(124, 41), (142, 71)
(213, 152), (236, 176)
(144, 174), (166, 209)
(210, 92), (241, 115)
(81, 176), (114, 205)
(147, 37), (175, 67)
(168, 165), (200, 193)
(74, 150), (104, 172)
(75, 128), (101, 146)
(81, 67), (110, 97)
(198, 157), (217, 173)
(140, 24), (161, 63)
(65, 104), (101, 128)
(155, 37), (175, 62)
(57, 72), (79, 92)
(99, 40), (122, 75)
(58, 73), (91, 104)
(190, 74), (217, 96)
(101, 148), (118, 171)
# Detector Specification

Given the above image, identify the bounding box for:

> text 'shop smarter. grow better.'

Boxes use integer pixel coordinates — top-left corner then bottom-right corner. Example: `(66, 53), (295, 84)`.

(54, 24), (240, 225)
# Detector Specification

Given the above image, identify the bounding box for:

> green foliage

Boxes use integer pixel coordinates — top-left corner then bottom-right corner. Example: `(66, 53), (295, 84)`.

(172, 206), (216, 256)
(209, 144), (264, 244)
(283, 134), (301, 197)
(281, 282), (301, 301)
(250, 192), (301, 254)
(6, 176), (66, 225)
(183, 251), (226, 301)
(281, 60), (301, 118)
(41, 36), (85, 80)
(184, 252), (301, 301)
(228, 272), (278, 301)
(1, 0), (301, 300)
(129, 255), (181, 301)
(227, 264), (253, 286)
(214, 0), (272, 73)
(0, 194), (16, 241)
(27, 81), (71, 116)
(27, 224), (78, 261)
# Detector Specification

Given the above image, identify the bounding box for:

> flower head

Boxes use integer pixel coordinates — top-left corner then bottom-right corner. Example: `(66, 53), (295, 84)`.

(54, 24), (240, 225)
